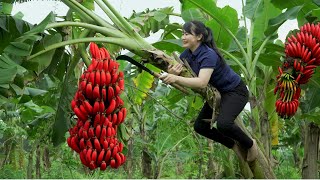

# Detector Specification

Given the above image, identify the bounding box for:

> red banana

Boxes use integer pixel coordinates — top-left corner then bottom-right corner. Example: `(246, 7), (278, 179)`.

(74, 107), (87, 121)
(115, 153), (122, 167)
(95, 125), (101, 138)
(117, 110), (123, 125)
(94, 138), (102, 152)
(86, 148), (93, 163)
(111, 71), (118, 84)
(103, 139), (109, 150)
(107, 127), (112, 137)
(71, 136), (80, 153)
(83, 100), (93, 115)
(105, 71), (111, 86)
(80, 150), (89, 166)
(90, 43), (99, 59)
(118, 79), (124, 91)
(85, 83), (93, 99)
(79, 138), (86, 150)
(93, 100), (100, 115)
(86, 139), (93, 148)
(93, 85), (100, 100)
(79, 105), (88, 117)
(89, 71), (95, 85)
(102, 86), (107, 102)
(95, 70), (101, 85)
(100, 70), (106, 86)
(71, 99), (76, 110)
(88, 127), (95, 138)
(105, 99), (116, 115)
(100, 161), (107, 170)
(104, 149), (112, 163)
(103, 59), (109, 72)
(110, 159), (116, 168)
(99, 101), (105, 113)
(97, 149), (105, 166)
(100, 127), (107, 139)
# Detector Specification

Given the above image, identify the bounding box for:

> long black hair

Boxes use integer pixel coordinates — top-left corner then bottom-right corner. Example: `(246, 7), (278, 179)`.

(183, 20), (226, 65)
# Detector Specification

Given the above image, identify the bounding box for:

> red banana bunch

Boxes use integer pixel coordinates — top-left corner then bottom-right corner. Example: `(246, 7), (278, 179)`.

(67, 42), (127, 170)
(274, 23), (320, 118)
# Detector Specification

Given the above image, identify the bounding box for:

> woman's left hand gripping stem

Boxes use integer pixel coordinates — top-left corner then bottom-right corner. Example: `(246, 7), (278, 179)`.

(160, 73), (179, 84)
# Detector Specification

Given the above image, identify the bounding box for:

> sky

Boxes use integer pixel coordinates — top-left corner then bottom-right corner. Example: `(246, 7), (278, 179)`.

(11, 0), (298, 42)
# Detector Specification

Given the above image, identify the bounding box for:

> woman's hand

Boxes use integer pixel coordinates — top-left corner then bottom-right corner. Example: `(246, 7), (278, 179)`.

(159, 73), (179, 84)
(159, 68), (213, 89)
(168, 63), (183, 75)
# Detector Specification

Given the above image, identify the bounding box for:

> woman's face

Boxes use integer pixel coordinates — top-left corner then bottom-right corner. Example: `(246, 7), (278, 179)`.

(182, 30), (202, 52)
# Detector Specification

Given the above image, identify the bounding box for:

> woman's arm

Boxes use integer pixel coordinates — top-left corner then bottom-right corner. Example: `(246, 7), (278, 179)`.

(160, 68), (214, 89)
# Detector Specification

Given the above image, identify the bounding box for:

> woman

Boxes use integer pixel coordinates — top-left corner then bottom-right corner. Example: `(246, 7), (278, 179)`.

(160, 20), (258, 162)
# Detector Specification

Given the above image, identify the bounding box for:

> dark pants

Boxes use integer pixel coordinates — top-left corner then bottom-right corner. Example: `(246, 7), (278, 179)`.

(194, 80), (253, 149)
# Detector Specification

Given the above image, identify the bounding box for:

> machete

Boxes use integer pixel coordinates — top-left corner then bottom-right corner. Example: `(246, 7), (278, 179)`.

(116, 55), (188, 94)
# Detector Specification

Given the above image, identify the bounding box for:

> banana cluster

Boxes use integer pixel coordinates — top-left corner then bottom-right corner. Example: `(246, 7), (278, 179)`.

(67, 43), (127, 170)
(275, 23), (320, 118)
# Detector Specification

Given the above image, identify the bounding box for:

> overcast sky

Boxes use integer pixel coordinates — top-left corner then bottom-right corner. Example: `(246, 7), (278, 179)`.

(11, 0), (297, 42)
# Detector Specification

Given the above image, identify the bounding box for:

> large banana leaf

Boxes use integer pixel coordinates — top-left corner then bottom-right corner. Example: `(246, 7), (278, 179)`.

(0, 53), (26, 91)
(243, 0), (264, 20)
(128, 7), (173, 38)
(296, 2), (318, 26)
(181, 0), (239, 50)
(152, 39), (184, 54)
(29, 33), (62, 75)
(0, 11), (74, 146)
(0, 1), (14, 14)
(180, 1), (207, 23)
(252, 0), (282, 40)
(205, 6), (238, 49)
(265, 6), (303, 36)
(0, 15), (33, 53)
(1, 12), (60, 89)
(271, 0), (307, 10)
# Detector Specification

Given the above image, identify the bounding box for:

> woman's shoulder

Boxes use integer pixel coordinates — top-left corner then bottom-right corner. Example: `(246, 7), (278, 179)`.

(200, 45), (218, 59)
(179, 49), (190, 59)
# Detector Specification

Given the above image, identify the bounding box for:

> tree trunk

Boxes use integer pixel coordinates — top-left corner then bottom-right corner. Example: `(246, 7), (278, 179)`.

(139, 109), (153, 178)
(154, 161), (160, 179)
(9, 144), (17, 170)
(27, 150), (34, 179)
(248, 95), (258, 133)
(1, 141), (13, 168)
(36, 145), (41, 179)
(18, 145), (25, 170)
(302, 122), (320, 179)
(142, 148), (152, 178)
(234, 142), (254, 178)
(125, 138), (134, 178)
(42, 145), (50, 171)
(175, 148), (183, 176)
(260, 111), (271, 160)
(125, 115), (135, 179)
(205, 140), (216, 178)
(236, 117), (276, 178)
